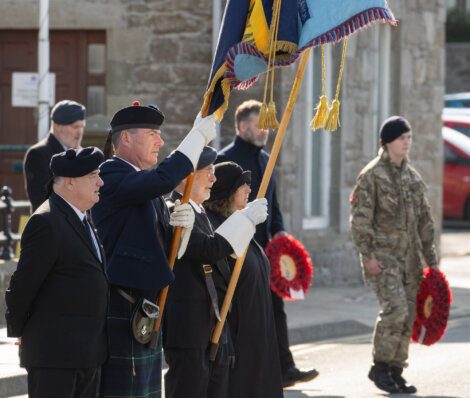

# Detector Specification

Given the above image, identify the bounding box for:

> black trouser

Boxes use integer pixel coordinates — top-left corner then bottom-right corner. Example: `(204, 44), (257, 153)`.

(27, 367), (101, 398)
(164, 345), (230, 398)
(272, 291), (295, 374)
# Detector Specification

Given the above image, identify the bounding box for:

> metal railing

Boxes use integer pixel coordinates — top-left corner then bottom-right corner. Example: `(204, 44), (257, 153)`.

(0, 186), (30, 260)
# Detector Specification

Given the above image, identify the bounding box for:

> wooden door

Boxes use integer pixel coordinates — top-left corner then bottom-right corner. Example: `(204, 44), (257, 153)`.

(0, 30), (105, 203)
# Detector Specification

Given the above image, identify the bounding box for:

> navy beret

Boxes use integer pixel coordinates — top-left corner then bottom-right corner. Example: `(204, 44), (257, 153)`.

(50, 147), (104, 177)
(380, 116), (412, 144)
(207, 162), (251, 202)
(110, 101), (165, 133)
(51, 100), (86, 125)
(197, 146), (217, 170)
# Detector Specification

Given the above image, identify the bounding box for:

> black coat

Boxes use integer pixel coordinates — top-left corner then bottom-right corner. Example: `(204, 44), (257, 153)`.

(5, 193), (109, 368)
(23, 134), (65, 212)
(163, 196), (233, 349)
(216, 136), (285, 248)
(207, 211), (283, 398)
(91, 152), (193, 291)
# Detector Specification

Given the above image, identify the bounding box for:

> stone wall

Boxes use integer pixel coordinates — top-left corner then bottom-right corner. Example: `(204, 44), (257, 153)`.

(446, 43), (470, 93)
(393, 0), (445, 247)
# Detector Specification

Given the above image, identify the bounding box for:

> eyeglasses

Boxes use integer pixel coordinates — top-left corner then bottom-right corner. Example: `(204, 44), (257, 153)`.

(196, 168), (215, 178)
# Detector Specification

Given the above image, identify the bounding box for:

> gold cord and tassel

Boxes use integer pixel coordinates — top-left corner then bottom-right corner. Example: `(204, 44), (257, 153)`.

(258, 0), (282, 130)
(311, 45), (328, 131)
(324, 38), (348, 132)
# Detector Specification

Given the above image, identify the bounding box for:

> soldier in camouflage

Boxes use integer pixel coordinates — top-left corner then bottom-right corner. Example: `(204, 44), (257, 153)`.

(350, 116), (439, 394)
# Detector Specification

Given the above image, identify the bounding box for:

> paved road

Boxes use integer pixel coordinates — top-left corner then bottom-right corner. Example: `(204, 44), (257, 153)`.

(284, 315), (470, 398)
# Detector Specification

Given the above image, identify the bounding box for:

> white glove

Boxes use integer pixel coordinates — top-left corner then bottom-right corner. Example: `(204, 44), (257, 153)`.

(240, 198), (268, 226)
(169, 200), (195, 259)
(215, 198), (268, 256)
(193, 113), (217, 145)
(215, 211), (255, 257)
(176, 114), (217, 169)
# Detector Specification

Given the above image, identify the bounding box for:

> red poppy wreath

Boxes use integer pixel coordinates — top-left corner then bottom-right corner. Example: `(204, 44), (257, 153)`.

(411, 267), (452, 346)
(266, 234), (313, 300)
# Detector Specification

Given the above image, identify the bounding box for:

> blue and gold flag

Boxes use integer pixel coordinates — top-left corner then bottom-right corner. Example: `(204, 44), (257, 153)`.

(201, 0), (397, 120)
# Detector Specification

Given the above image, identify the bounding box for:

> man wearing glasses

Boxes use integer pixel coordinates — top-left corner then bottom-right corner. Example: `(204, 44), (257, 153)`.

(164, 147), (268, 398)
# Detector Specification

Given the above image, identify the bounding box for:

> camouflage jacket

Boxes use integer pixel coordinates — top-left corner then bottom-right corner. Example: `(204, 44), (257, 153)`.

(349, 148), (438, 268)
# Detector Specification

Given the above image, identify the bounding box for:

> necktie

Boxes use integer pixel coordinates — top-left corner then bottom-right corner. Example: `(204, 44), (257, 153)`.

(83, 216), (102, 261)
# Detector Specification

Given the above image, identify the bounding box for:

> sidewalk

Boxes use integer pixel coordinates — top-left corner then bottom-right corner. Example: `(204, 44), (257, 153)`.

(0, 329), (26, 398)
(285, 260), (470, 345)
(285, 230), (470, 344)
(1, 231), (469, 397)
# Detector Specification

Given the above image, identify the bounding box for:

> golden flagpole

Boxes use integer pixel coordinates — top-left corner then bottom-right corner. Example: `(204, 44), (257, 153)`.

(209, 47), (312, 360)
(150, 173), (195, 349)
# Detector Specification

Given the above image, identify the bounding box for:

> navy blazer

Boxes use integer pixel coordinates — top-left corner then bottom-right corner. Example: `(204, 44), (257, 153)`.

(91, 151), (193, 291)
(216, 136), (285, 248)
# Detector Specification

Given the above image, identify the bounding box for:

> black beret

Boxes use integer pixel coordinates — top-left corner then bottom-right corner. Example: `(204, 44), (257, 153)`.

(380, 116), (412, 144)
(50, 147), (104, 177)
(197, 146), (218, 170)
(110, 101), (165, 133)
(207, 162), (251, 202)
(51, 100), (86, 125)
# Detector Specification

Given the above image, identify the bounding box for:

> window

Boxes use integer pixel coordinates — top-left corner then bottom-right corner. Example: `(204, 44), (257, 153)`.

(453, 126), (470, 138)
(85, 34), (106, 117)
(303, 47), (332, 229)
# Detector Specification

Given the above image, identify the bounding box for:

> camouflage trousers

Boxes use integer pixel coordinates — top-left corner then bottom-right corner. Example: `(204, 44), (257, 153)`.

(366, 257), (421, 368)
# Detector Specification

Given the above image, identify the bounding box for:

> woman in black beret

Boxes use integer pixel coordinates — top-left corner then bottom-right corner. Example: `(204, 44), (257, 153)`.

(204, 162), (283, 398)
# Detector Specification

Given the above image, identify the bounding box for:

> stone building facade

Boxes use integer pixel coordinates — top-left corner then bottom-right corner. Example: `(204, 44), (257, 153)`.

(0, 0), (446, 285)
(446, 43), (470, 92)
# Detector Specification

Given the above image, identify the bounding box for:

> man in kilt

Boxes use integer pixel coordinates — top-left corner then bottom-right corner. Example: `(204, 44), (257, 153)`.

(91, 101), (216, 398)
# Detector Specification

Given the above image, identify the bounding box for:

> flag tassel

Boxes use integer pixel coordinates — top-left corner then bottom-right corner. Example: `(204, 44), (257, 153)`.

(311, 95), (329, 130)
(311, 45), (329, 131)
(324, 38), (348, 132)
(259, 100), (280, 129)
(258, 0), (282, 130)
(324, 98), (340, 132)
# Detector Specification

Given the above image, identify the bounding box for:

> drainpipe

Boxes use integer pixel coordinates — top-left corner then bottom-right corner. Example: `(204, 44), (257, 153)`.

(38, 0), (50, 141)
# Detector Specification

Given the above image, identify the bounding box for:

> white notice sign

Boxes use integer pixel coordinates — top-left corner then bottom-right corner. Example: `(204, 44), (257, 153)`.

(12, 72), (55, 107)
(289, 288), (305, 300)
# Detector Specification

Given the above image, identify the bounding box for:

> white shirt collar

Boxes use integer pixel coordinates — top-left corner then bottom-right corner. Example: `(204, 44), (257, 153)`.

(55, 193), (86, 222)
(114, 155), (141, 171)
(189, 198), (203, 214)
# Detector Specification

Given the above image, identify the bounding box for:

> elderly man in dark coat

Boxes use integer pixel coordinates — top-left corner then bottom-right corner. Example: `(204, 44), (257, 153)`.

(216, 99), (318, 387)
(23, 100), (86, 211)
(164, 147), (268, 398)
(6, 147), (108, 398)
(91, 102), (216, 398)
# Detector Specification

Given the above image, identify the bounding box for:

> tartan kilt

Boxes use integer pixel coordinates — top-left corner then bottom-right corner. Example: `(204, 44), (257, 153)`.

(99, 288), (162, 398)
